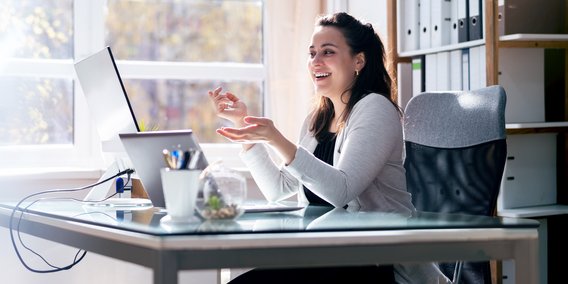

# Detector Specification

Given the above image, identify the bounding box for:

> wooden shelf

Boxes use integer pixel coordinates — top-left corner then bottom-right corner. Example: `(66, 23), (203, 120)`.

(398, 39), (485, 58)
(506, 122), (568, 134)
(500, 34), (568, 42)
(498, 204), (568, 218)
(499, 34), (568, 48)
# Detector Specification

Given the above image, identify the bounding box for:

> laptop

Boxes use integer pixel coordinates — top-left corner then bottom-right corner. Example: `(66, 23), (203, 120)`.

(75, 46), (303, 212)
(119, 130), (209, 208)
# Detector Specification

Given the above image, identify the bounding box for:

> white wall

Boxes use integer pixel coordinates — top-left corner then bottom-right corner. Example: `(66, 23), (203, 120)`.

(347, 0), (388, 41)
(326, 0), (388, 42)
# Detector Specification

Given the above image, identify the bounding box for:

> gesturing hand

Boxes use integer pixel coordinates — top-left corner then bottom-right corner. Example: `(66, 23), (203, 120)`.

(208, 86), (248, 127)
(216, 116), (278, 144)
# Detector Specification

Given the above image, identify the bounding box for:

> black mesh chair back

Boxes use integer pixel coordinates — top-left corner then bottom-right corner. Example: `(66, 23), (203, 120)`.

(403, 85), (507, 284)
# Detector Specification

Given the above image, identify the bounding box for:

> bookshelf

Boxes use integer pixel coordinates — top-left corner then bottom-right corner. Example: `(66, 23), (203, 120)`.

(387, 1), (568, 283)
(387, 0), (568, 215)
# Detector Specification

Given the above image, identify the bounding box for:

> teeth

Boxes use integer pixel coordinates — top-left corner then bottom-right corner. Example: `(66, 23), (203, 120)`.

(315, 72), (330, 78)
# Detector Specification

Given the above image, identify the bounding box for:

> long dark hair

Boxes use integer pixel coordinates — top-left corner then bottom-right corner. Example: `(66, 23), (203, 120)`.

(310, 12), (398, 142)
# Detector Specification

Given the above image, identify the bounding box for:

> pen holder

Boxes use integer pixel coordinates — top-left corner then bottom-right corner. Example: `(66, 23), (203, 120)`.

(196, 161), (246, 220)
(160, 168), (201, 223)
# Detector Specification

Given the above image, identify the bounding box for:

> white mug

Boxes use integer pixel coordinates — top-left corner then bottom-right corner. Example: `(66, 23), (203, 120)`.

(160, 168), (201, 222)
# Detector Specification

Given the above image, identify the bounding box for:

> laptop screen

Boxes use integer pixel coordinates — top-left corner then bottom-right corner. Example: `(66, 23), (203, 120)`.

(119, 130), (209, 208)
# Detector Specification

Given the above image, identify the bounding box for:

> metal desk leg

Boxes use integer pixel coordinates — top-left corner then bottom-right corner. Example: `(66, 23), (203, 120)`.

(154, 251), (178, 284)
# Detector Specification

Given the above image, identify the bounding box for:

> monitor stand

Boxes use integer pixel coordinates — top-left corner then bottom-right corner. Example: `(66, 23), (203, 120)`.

(83, 158), (153, 209)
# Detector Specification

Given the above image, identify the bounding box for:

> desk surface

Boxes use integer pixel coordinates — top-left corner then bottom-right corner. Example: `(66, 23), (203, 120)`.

(0, 200), (539, 236)
(0, 200), (540, 284)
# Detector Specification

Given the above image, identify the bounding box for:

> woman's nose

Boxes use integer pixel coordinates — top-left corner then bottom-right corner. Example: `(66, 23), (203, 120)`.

(310, 53), (323, 66)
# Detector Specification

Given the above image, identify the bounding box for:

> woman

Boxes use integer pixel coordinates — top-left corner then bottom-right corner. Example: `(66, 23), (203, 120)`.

(209, 12), (449, 284)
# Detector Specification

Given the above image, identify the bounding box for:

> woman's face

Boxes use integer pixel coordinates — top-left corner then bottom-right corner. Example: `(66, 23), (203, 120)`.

(308, 26), (360, 100)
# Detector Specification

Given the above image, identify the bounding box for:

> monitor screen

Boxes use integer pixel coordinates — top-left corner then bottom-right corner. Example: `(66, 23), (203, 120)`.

(74, 46), (139, 151)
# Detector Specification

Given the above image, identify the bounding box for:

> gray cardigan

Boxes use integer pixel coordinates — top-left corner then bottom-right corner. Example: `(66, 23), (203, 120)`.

(240, 93), (414, 215)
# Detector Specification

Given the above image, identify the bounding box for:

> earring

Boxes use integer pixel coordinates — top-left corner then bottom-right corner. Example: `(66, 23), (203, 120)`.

(355, 70), (359, 76)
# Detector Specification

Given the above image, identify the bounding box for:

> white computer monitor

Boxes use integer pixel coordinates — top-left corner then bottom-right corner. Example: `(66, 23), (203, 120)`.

(74, 46), (140, 151)
(74, 46), (149, 206)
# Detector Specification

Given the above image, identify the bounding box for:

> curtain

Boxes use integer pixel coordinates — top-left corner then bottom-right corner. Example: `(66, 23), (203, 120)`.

(265, 0), (324, 143)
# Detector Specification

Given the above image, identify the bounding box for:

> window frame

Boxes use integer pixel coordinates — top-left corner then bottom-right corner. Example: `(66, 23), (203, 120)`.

(0, 0), (267, 170)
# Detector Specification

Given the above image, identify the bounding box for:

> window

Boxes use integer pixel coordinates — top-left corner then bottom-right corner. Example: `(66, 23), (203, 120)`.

(0, 0), (266, 169)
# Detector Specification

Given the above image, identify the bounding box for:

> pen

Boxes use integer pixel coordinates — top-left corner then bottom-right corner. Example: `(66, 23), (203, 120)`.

(188, 150), (201, 170)
(180, 150), (190, 169)
(162, 149), (176, 169)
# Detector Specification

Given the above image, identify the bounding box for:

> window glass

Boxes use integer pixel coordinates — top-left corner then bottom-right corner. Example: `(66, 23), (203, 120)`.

(105, 0), (263, 63)
(0, 0), (265, 168)
(0, 77), (73, 146)
(124, 80), (262, 143)
(0, 0), (73, 59)
(106, 0), (265, 144)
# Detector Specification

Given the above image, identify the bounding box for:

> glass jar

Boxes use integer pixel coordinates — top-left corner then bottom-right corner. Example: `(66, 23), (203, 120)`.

(196, 161), (246, 220)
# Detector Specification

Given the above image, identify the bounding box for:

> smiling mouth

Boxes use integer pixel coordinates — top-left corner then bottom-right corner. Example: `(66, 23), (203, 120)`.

(314, 72), (331, 79)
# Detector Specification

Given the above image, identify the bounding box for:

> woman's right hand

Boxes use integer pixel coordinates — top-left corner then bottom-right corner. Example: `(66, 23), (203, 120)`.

(208, 87), (248, 127)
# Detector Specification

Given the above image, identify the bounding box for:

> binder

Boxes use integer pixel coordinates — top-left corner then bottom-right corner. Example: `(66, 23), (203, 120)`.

(479, 45), (486, 87)
(469, 46), (482, 90)
(457, 0), (469, 42)
(425, 53), (437, 91)
(499, 134), (557, 209)
(498, 0), (566, 35)
(419, 0), (432, 49)
(397, 62), (413, 110)
(450, 49), (462, 90)
(399, 0), (420, 52)
(468, 0), (483, 40)
(450, 0), (459, 45)
(412, 56), (425, 97)
(430, 0), (452, 47)
(461, 48), (470, 90)
(436, 51), (451, 91)
(499, 48), (545, 123)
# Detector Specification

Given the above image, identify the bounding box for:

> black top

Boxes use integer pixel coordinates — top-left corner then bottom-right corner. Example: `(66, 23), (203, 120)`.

(303, 131), (336, 207)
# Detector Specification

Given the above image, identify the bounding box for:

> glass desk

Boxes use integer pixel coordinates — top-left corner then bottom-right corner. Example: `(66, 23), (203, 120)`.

(0, 200), (540, 284)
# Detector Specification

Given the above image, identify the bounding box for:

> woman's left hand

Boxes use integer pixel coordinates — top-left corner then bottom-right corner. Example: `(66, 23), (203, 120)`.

(216, 116), (277, 144)
(217, 116), (298, 165)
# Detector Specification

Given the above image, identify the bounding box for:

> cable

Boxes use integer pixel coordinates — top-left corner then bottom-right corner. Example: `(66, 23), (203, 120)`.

(9, 168), (134, 273)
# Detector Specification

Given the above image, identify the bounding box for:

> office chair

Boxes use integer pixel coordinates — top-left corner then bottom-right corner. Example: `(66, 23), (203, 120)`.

(403, 85), (507, 284)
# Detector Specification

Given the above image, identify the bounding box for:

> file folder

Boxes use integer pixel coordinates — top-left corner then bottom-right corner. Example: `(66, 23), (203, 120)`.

(450, 49), (462, 90)
(425, 53), (437, 91)
(399, 0), (420, 52)
(468, 0), (483, 40)
(461, 48), (470, 90)
(457, 0), (469, 42)
(412, 56), (425, 97)
(469, 45), (486, 91)
(499, 134), (557, 209)
(419, 0), (432, 49)
(477, 45), (486, 88)
(499, 48), (545, 123)
(450, 0), (459, 44)
(430, 0), (452, 47)
(436, 51), (451, 91)
(498, 0), (566, 35)
(397, 62), (413, 110)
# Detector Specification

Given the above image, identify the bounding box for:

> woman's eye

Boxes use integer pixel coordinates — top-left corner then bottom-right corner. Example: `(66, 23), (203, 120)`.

(324, 50), (334, 55)
(309, 52), (315, 58)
